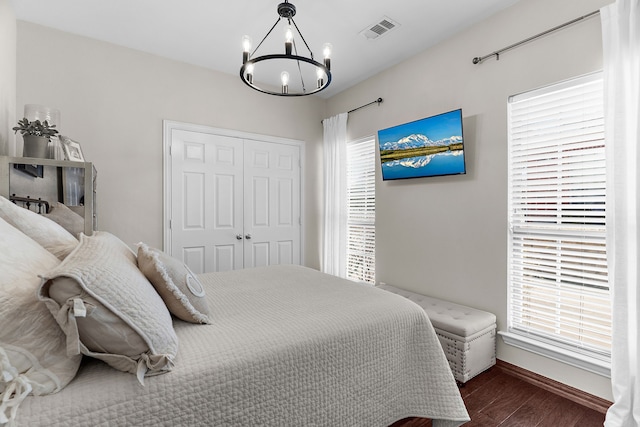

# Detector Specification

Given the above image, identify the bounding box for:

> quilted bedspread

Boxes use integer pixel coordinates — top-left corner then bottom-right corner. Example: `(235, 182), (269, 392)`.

(15, 265), (469, 427)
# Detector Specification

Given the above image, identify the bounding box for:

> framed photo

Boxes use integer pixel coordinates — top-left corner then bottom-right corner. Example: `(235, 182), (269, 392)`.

(60, 136), (85, 162)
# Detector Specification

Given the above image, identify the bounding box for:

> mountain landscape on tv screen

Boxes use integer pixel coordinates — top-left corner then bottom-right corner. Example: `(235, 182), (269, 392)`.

(377, 109), (466, 180)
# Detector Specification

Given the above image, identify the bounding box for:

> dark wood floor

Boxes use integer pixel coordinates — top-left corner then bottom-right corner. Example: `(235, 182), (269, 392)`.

(391, 366), (606, 427)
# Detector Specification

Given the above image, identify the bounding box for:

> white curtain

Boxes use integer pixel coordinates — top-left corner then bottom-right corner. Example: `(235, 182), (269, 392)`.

(602, 1), (640, 426)
(321, 113), (348, 277)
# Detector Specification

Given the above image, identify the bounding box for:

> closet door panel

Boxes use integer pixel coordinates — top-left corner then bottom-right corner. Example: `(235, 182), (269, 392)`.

(171, 130), (243, 273)
(182, 172), (205, 229)
(243, 140), (301, 268)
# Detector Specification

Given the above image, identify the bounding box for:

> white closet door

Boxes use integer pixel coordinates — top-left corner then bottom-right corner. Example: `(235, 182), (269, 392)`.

(169, 128), (302, 273)
(243, 140), (301, 268)
(170, 130), (243, 273)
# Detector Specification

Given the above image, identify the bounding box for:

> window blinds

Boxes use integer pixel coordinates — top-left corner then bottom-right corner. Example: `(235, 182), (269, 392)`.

(346, 137), (376, 284)
(507, 73), (611, 361)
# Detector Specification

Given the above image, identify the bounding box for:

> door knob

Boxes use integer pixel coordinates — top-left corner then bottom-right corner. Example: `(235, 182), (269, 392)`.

(245, 234), (252, 240)
(236, 234), (243, 240)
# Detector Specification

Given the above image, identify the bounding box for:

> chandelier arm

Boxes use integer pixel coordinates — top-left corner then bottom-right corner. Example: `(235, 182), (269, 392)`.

(289, 18), (314, 58)
(240, 55), (331, 96)
(251, 17), (283, 57)
(292, 39), (307, 92)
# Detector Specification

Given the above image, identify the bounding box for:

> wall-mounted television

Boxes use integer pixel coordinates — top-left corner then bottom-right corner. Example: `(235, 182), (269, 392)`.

(377, 109), (466, 181)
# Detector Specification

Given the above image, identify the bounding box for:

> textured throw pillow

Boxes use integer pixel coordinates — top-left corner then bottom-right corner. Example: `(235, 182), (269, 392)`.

(0, 195), (78, 260)
(0, 217), (82, 424)
(38, 232), (178, 384)
(43, 202), (85, 238)
(137, 243), (211, 324)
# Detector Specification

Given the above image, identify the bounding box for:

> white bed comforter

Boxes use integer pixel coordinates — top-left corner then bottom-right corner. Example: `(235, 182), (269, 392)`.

(15, 265), (469, 427)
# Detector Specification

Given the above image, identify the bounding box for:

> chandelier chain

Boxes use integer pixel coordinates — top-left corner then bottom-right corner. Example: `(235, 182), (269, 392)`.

(251, 17), (282, 58)
(292, 38), (307, 93)
(289, 18), (314, 59)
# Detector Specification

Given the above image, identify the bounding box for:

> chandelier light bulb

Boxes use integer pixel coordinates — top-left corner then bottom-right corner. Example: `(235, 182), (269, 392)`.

(242, 35), (252, 63)
(281, 71), (290, 94)
(284, 25), (293, 55)
(316, 67), (324, 89)
(285, 26), (293, 43)
(281, 71), (290, 86)
(246, 63), (254, 84)
(242, 35), (252, 52)
(322, 43), (332, 70)
(322, 43), (332, 58)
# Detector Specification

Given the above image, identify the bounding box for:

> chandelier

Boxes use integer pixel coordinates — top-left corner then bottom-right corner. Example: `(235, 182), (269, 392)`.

(240, 1), (332, 96)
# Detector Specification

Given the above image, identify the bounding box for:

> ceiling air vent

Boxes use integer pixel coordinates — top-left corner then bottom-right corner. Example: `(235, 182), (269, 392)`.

(360, 16), (400, 40)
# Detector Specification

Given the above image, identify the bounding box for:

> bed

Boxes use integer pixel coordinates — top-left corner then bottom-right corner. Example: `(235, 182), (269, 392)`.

(0, 195), (469, 427)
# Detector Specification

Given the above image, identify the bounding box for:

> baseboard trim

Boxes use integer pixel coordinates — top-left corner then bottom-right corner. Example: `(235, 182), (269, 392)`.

(495, 359), (612, 414)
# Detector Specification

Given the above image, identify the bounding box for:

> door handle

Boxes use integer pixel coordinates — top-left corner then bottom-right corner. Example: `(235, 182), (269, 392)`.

(236, 234), (243, 240)
(245, 234), (252, 240)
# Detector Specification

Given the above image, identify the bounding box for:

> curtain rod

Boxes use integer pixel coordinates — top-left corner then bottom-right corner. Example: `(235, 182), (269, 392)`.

(322, 98), (383, 124)
(472, 10), (600, 65)
(348, 97), (383, 114)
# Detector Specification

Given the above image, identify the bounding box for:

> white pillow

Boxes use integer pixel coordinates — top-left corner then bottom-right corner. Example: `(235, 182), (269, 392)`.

(0, 217), (82, 425)
(0, 196), (78, 260)
(39, 232), (179, 384)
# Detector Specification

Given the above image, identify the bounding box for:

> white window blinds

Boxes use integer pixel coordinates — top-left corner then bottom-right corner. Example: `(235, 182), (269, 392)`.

(507, 73), (611, 367)
(346, 137), (376, 284)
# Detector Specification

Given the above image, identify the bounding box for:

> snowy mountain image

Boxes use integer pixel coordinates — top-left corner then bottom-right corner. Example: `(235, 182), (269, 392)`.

(440, 135), (463, 145)
(379, 134), (462, 151)
(378, 134), (463, 164)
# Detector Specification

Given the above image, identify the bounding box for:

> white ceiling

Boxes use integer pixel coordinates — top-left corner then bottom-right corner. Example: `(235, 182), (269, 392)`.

(12, 0), (521, 98)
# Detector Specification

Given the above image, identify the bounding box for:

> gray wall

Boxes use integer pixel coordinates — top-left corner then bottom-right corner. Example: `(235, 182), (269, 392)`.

(16, 22), (325, 267)
(0, 0), (16, 156)
(326, 0), (612, 400)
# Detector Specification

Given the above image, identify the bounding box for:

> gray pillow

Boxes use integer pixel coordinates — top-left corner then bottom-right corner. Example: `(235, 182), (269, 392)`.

(43, 202), (85, 238)
(39, 232), (178, 384)
(137, 243), (211, 324)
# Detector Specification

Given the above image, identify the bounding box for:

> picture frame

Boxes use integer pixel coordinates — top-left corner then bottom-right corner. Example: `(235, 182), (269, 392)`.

(60, 136), (85, 162)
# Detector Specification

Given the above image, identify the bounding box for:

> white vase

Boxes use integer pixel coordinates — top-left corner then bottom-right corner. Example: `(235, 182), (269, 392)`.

(48, 136), (65, 160)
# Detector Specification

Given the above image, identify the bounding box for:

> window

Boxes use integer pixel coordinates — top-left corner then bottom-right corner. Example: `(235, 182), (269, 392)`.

(346, 136), (376, 284)
(504, 72), (611, 376)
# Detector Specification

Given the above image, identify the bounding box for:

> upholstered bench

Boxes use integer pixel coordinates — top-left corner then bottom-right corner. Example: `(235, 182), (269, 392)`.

(378, 284), (496, 383)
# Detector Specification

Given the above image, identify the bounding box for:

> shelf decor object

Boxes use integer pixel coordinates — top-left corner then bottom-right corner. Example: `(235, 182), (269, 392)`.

(12, 118), (59, 159)
(59, 136), (85, 162)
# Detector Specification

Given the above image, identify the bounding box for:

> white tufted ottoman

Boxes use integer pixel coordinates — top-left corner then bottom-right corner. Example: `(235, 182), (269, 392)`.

(378, 284), (496, 383)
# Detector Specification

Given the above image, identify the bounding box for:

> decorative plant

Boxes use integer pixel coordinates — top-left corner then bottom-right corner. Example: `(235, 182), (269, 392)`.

(12, 118), (59, 139)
